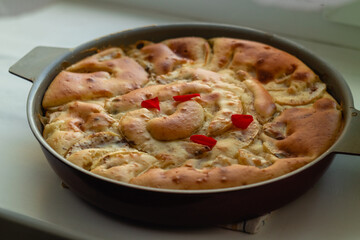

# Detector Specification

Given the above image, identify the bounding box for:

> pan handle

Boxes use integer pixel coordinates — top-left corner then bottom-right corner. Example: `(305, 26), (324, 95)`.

(333, 107), (360, 155)
(9, 46), (71, 83)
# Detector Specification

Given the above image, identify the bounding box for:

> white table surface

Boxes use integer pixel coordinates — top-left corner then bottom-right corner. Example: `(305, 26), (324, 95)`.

(1, 0), (360, 239)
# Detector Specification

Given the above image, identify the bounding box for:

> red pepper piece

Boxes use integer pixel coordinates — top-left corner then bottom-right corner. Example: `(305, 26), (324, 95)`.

(190, 135), (217, 149)
(231, 114), (253, 129)
(173, 93), (200, 102)
(141, 97), (160, 110)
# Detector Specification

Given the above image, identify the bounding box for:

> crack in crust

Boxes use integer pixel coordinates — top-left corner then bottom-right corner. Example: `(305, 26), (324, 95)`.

(41, 37), (342, 190)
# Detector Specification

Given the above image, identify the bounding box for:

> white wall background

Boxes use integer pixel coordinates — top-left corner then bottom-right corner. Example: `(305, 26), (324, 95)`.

(102, 0), (360, 50)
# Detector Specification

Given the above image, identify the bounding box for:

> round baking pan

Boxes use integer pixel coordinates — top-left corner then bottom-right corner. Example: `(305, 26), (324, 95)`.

(9, 23), (360, 226)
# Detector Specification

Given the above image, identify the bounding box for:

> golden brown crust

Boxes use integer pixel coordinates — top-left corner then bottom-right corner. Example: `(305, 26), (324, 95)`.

(268, 98), (342, 158)
(130, 157), (313, 189)
(208, 38), (325, 106)
(140, 43), (186, 75)
(41, 37), (342, 190)
(90, 151), (158, 182)
(105, 81), (212, 114)
(209, 38), (316, 83)
(43, 48), (149, 108)
(147, 101), (204, 141)
(243, 78), (275, 120)
(162, 37), (210, 64)
(128, 37), (210, 75)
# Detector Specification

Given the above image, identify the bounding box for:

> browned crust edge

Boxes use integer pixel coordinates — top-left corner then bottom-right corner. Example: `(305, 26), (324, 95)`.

(130, 157), (313, 190)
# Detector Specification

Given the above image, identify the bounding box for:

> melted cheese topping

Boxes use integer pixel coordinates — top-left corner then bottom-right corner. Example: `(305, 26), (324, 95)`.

(41, 37), (342, 190)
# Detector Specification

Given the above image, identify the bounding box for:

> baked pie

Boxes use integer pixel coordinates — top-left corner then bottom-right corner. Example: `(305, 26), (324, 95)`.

(41, 37), (342, 189)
